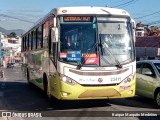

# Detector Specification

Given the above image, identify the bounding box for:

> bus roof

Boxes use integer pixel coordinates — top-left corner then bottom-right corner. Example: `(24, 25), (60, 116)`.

(22, 6), (130, 37)
(55, 6), (130, 16)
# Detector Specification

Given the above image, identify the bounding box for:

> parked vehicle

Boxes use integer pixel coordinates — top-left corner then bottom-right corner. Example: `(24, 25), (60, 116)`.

(136, 60), (160, 107)
(7, 63), (14, 68)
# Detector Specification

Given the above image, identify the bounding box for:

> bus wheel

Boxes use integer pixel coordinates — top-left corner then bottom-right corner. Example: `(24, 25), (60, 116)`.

(46, 83), (51, 99)
(156, 90), (160, 107)
(43, 74), (51, 99)
(43, 74), (60, 104)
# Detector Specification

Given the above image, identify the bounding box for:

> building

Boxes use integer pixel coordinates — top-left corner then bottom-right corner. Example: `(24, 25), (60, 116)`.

(1, 33), (22, 67)
(136, 36), (160, 60)
(136, 27), (145, 37)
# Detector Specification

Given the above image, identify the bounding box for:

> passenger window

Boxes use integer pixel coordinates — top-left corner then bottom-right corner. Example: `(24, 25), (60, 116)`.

(141, 63), (155, 77)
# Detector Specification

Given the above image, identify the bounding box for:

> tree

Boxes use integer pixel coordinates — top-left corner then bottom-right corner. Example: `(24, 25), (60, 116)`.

(8, 32), (17, 38)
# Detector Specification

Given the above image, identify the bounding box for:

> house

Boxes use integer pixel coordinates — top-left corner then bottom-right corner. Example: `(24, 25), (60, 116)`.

(1, 33), (22, 67)
(136, 36), (160, 60)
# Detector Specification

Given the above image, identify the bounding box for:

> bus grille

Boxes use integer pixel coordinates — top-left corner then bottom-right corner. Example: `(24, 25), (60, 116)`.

(78, 88), (120, 98)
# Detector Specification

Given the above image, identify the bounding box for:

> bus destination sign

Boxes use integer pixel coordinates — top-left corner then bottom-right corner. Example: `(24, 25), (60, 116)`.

(63, 16), (93, 22)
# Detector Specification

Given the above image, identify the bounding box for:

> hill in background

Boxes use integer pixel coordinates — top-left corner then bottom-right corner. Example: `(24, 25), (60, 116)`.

(0, 27), (25, 36)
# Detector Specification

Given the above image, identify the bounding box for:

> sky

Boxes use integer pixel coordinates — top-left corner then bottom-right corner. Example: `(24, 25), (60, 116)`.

(0, 0), (160, 31)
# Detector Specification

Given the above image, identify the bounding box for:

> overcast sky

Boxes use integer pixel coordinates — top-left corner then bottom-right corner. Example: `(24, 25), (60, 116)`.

(0, 0), (160, 31)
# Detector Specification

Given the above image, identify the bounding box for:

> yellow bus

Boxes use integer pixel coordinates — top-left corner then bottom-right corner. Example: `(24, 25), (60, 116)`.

(21, 6), (136, 100)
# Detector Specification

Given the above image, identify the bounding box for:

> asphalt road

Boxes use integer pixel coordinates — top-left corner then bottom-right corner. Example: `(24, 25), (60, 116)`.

(0, 66), (160, 120)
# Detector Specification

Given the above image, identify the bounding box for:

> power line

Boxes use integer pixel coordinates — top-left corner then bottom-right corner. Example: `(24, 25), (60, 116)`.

(140, 15), (160, 22)
(147, 20), (160, 25)
(0, 14), (34, 23)
(110, 0), (126, 6)
(134, 10), (160, 20)
(118, 0), (138, 8)
(112, 0), (137, 8)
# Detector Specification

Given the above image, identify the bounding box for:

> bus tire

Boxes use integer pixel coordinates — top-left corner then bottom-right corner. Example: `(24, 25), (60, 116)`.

(43, 74), (51, 99)
(43, 74), (60, 104)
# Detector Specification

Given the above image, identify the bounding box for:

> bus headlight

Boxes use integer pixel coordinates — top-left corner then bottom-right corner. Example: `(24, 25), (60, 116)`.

(60, 74), (77, 86)
(122, 75), (133, 84)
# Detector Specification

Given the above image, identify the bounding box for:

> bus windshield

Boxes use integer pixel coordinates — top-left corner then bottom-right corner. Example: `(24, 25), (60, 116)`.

(59, 17), (98, 66)
(59, 16), (135, 66)
(98, 17), (135, 66)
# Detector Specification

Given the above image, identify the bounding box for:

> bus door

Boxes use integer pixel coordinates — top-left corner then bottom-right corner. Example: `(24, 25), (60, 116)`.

(48, 28), (59, 95)
(49, 28), (58, 73)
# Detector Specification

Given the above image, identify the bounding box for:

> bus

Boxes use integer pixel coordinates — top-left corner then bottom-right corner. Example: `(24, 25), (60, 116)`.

(21, 6), (136, 100)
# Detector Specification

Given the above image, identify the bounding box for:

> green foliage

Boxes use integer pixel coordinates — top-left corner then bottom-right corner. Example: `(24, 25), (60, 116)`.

(8, 32), (17, 38)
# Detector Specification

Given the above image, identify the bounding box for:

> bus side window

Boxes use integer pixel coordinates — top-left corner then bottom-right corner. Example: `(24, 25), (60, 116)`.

(22, 37), (25, 51)
(31, 32), (33, 50)
(49, 29), (52, 54)
(32, 30), (36, 50)
(37, 26), (43, 49)
(43, 21), (49, 48)
(41, 25), (43, 48)
(36, 28), (38, 49)
(24, 36), (27, 51)
(29, 33), (32, 50)
(27, 34), (29, 51)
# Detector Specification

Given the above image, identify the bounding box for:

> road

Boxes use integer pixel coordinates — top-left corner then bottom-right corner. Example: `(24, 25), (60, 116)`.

(0, 66), (160, 120)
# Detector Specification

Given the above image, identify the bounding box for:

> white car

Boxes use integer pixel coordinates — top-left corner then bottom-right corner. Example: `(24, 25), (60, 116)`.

(136, 60), (160, 107)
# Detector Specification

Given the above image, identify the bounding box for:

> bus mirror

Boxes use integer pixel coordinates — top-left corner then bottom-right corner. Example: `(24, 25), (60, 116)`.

(51, 27), (58, 42)
(131, 19), (136, 29)
(131, 19), (136, 42)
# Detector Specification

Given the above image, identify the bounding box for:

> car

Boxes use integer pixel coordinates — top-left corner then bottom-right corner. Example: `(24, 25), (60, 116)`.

(136, 60), (160, 107)
(7, 63), (15, 68)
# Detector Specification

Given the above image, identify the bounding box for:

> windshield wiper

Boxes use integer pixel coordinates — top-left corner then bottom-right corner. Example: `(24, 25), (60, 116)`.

(100, 41), (122, 69)
(76, 42), (99, 70)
